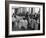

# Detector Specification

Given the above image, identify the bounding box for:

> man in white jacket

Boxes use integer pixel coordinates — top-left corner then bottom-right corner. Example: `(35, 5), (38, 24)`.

(19, 19), (28, 30)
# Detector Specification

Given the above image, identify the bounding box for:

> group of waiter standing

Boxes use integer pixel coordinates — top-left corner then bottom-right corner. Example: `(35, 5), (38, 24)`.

(12, 8), (40, 31)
